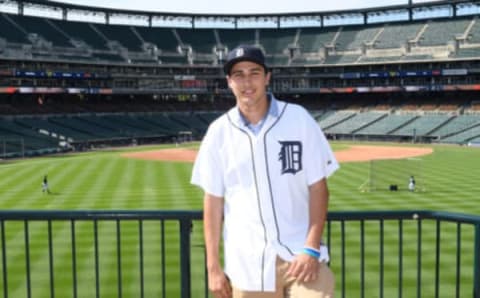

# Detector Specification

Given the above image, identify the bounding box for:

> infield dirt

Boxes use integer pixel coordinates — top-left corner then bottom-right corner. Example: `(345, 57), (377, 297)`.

(122, 145), (433, 163)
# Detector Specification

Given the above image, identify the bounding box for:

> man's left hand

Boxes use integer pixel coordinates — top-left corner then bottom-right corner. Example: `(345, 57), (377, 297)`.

(286, 253), (319, 283)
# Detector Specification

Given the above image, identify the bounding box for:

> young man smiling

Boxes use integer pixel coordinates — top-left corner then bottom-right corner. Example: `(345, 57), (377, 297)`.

(191, 45), (339, 298)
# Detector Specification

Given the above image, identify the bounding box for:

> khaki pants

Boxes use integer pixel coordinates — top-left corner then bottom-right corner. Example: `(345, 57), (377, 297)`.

(232, 257), (334, 298)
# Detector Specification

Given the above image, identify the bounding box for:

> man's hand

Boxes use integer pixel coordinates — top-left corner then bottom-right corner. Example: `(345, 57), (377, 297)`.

(208, 267), (232, 298)
(286, 253), (319, 283)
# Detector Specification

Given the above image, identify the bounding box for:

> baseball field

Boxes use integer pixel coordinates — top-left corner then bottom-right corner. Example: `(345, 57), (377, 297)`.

(0, 141), (479, 297)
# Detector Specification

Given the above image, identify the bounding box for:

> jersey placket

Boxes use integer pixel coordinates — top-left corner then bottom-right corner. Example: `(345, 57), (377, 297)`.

(250, 117), (283, 291)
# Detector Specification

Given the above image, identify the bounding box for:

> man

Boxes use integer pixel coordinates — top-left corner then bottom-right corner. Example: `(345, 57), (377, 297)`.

(408, 175), (416, 192)
(42, 175), (50, 194)
(191, 44), (339, 298)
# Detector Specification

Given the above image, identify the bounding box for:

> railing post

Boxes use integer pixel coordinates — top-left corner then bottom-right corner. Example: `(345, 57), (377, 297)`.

(474, 223), (480, 298)
(180, 219), (192, 298)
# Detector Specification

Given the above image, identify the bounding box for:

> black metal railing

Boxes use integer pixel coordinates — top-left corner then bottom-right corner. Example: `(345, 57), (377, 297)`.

(0, 210), (478, 298)
(326, 210), (480, 298)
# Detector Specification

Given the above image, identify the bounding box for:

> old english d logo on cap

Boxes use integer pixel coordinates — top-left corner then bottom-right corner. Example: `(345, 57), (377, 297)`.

(224, 44), (267, 74)
(235, 48), (245, 58)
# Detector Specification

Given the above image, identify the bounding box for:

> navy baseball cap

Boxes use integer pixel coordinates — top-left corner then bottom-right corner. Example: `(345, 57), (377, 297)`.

(224, 45), (268, 75)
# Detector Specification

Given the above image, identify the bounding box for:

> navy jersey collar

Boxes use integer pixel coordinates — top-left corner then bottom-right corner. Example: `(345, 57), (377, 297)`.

(232, 94), (279, 131)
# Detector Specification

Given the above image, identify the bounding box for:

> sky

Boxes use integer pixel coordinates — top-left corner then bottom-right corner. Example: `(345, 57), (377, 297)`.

(50, 0), (440, 15)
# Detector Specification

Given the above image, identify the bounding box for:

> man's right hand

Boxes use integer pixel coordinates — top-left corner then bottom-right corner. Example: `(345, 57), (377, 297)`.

(208, 268), (232, 298)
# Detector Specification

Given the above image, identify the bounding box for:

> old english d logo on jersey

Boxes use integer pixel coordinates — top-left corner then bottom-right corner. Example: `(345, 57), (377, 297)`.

(278, 141), (302, 175)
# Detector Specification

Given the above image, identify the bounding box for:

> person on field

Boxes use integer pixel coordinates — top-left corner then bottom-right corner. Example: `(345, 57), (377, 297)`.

(408, 175), (416, 192)
(191, 44), (339, 298)
(42, 175), (50, 194)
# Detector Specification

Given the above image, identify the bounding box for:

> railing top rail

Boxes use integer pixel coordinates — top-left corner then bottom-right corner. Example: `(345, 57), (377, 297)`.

(0, 210), (478, 224)
(0, 209), (203, 220)
(327, 210), (480, 224)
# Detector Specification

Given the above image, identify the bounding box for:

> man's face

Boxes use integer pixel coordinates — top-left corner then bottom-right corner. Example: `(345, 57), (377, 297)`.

(226, 61), (270, 109)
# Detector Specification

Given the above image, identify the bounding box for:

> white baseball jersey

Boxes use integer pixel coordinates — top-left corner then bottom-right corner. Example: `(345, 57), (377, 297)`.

(191, 96), (339, 292)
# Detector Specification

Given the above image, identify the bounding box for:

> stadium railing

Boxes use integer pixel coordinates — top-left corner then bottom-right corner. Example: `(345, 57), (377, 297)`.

(0, 210), (478, 298)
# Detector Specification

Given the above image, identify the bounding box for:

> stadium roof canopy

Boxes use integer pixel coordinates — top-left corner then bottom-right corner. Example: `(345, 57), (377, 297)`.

(0, 0), (479, 28)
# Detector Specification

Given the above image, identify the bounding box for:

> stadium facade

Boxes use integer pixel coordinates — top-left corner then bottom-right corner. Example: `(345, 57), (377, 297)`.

(1, 0), (480, 157)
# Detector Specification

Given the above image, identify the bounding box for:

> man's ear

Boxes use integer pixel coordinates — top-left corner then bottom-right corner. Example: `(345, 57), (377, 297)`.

(226, 76), (232, 89)
(265, 72), (271, 86)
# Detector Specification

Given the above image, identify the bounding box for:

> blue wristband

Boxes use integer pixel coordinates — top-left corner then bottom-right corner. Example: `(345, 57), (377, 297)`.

(302, 247), (321, 259)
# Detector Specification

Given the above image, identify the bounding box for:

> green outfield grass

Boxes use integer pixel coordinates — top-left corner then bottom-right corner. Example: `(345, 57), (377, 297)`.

(0, 142), (479, 297)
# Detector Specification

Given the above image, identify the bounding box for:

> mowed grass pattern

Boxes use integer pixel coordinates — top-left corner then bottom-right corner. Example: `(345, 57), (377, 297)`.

(0, 142), (479, 297)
